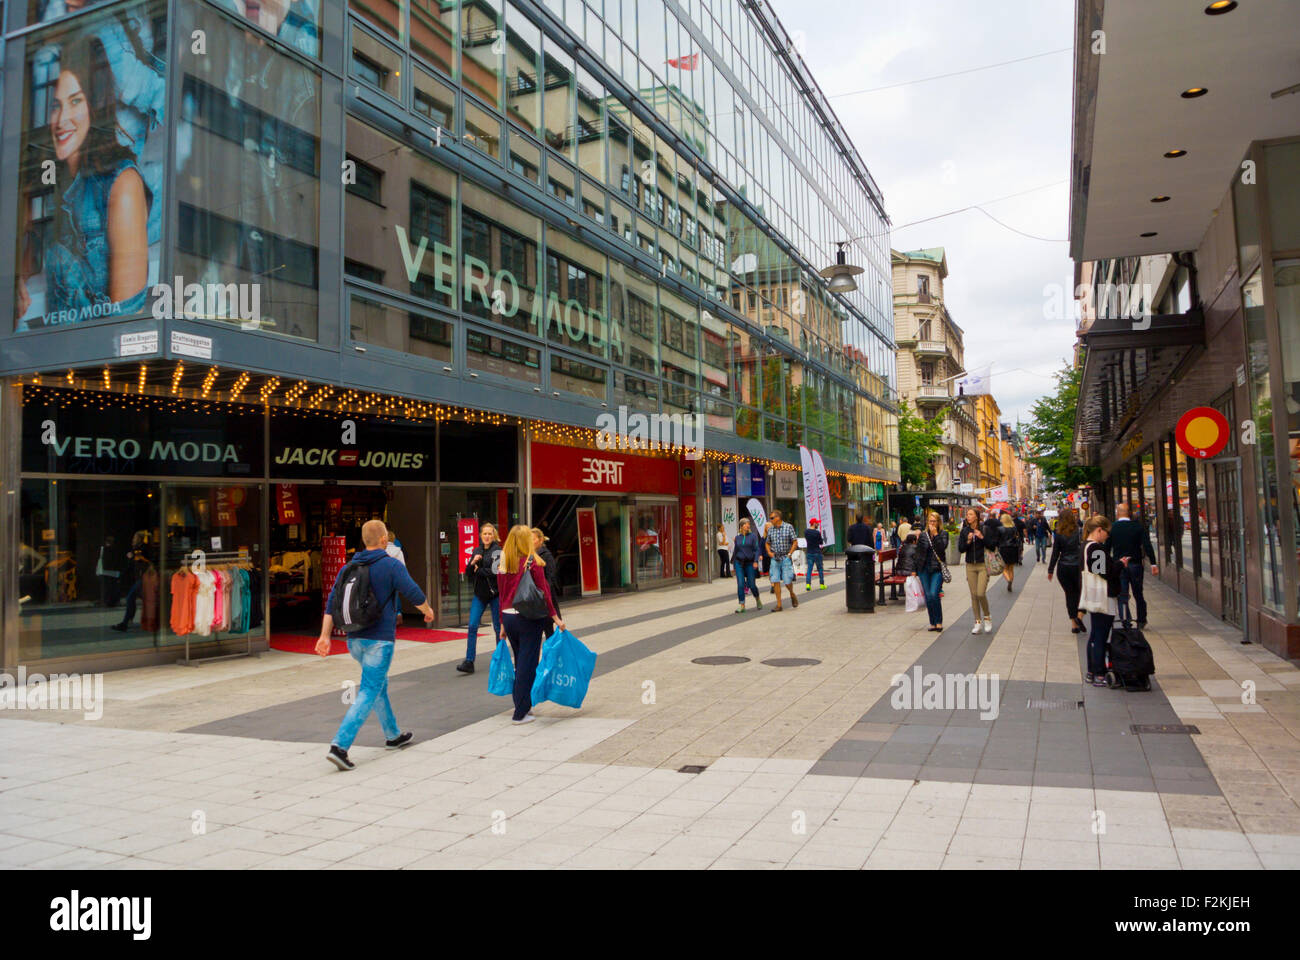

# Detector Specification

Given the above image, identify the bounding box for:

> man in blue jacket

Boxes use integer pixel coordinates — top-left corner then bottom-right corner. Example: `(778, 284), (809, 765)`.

(731, 518), (763, 612)
(316, 520), (435, 770)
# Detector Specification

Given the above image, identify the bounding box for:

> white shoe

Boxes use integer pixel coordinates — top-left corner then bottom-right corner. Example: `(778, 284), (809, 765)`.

(512, 714), (536, 725)
(971, 622), (983, 634)
(983, 619), (993, 633)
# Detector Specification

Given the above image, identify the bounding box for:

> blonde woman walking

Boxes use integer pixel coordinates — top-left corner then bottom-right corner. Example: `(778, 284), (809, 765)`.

(999, 512), (1018, 592)
(497, 525), (562, 724)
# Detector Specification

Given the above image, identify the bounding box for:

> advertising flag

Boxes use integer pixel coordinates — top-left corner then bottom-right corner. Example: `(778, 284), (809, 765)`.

(810, 449), (836, 547)
(746, 498), (767, 533)
(799, 445), (820, 529)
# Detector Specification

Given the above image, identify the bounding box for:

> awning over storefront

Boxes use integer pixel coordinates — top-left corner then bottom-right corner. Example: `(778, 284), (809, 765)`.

(1071, 310), (1204, 467)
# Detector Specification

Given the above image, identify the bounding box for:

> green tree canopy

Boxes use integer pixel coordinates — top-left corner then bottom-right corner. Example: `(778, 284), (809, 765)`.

(1024, 363), (1101, 491)
(898, 404), (944, 489)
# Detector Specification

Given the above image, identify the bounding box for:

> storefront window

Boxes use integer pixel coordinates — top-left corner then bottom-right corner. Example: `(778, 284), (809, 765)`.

(163, 484), (265, 646)
(1244, 269), (1284, 608)
(345, 116), (458, 310)
(1271, 258), (1300, 610)
(634, 503), (677, 583)
(1142, 449), (1160, 561)
(15, 0), (167, 332)
(19, 478), (162, 661)
(176, 1), (322, 341)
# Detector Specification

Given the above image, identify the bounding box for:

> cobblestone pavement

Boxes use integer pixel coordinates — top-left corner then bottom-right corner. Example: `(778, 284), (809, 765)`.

(2, 559), (1298, 870)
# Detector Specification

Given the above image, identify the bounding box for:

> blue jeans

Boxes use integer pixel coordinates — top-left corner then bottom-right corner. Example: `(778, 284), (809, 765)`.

(1087, 612), (1113, 676)
(1118, 562), (1147, 623)
(118, 579), (141, 625)
(804, 552), (824, 585)
(770, 555), (795, 585)
(735, 560), (759, 604)
(465, 594), (501, 662)
(503, 612), (545, 721)
(333, 638), (399, 750)
(919, 569), (944, 626)
(1035, 536), (1048, 561)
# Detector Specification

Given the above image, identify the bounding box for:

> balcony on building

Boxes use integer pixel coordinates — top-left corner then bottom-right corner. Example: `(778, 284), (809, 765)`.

(914, 384), (951, 406)
(913, 339), (949, 359)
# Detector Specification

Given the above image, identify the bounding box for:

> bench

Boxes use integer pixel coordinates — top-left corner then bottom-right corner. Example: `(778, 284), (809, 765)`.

(874, 548), (909, 604)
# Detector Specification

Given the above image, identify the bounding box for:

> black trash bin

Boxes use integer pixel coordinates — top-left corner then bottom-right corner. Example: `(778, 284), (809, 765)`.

(845, 544), (875, 613)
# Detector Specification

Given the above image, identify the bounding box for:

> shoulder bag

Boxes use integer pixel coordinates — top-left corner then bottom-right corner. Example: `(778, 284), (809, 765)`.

(924, 533), (952, 584)
(512, 557), (550, 620)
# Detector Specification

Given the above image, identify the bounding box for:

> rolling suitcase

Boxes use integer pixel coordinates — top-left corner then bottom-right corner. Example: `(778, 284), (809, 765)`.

(1107, 602), (1154, 692)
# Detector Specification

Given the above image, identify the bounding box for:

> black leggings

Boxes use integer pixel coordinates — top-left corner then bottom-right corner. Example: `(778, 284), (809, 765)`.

(1056, 566), (1081, 620)
(718, 549), (731, 577)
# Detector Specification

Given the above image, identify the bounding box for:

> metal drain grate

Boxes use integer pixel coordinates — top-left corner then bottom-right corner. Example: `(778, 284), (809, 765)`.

(1026, 699), (1085, 710)
(692, 656), (751, 665)
(761, 658), (822, 667)
(1131, 723), (1201, 735)
(678, 765), (709, 774)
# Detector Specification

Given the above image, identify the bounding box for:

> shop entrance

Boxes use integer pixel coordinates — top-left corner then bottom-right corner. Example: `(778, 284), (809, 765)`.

(267, 482), (429, 637)
(1214, 460), (1246, 629)
(531, 494), (634, 598)
(437, 487), (518, 627)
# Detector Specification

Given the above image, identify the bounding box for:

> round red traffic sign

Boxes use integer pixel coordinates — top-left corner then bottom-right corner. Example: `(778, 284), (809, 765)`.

(1175, 407), (1230, 460)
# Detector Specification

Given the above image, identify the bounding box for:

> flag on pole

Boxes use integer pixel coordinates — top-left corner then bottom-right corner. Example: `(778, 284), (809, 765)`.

(957, 364), (993, 396)
(799, 445), (820, 530)
(666, 53), (700, 70)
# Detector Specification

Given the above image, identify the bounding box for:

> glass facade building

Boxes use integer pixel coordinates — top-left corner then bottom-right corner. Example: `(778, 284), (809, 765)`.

(0, 0), (897, 671)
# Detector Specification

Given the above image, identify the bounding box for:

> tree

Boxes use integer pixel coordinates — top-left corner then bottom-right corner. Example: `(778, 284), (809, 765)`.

(897, 404), (944, 489)
(1024, 363), (1102, 491)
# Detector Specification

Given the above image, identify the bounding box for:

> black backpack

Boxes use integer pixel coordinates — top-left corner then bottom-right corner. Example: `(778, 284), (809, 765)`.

(329, 559), (385, 634)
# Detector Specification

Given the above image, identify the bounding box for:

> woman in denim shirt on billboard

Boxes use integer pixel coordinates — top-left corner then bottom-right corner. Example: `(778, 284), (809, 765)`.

(34, 37), (150, 323)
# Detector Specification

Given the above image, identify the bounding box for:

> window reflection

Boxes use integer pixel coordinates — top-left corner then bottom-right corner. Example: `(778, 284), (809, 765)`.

(176, 4), (321, 341)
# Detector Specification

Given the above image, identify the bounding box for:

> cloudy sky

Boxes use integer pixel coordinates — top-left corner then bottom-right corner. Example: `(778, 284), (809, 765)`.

(769, 0), (1078, 426)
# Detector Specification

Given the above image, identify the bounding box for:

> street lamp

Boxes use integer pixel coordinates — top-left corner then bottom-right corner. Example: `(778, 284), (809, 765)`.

(820, 242), (864, 294)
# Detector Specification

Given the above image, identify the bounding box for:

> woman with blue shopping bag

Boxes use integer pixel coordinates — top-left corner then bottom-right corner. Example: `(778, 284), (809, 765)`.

(496, 525), (562, 725)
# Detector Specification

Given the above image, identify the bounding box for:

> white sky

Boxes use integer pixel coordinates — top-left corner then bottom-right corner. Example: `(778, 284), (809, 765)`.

(769, 0), (1078, 426)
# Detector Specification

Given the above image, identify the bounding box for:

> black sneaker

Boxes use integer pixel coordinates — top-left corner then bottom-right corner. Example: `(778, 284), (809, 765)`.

(111, 622), (129, 632)
(386, 732), (414, 750)
(1137, 621), (1148, 629)
(327, 745), (355, 771)
(456, 659), (475, 674)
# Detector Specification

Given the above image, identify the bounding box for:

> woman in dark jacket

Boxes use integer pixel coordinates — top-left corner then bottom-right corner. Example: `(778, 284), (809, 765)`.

(1047, 508), (1085, 632)
(731, 519), (763, 612)
(497, 525), (562, 724)
(915, 511), (950, 632)
(458, 522), (502, 674)
(959, 507), (993, 634)
(532, 528), (562, 637)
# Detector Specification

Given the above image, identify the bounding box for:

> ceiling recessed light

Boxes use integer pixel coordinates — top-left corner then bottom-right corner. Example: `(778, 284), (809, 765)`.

(1181, 87), (1209, 99)
(1151, 196), (1171, 203)
(1205, 1), (1238, 14)
(1164, 149), (1188, 158)
(1140, 232), (1159, 238)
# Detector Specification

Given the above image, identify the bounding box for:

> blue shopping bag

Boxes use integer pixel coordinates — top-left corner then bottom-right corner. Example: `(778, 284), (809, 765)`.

(529, 628), (597, 709)
(487, 639), (515, 696)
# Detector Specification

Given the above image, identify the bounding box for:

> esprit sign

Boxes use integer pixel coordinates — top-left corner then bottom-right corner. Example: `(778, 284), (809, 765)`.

(530, 442), (678, 495)
(581, 458), (624, 487)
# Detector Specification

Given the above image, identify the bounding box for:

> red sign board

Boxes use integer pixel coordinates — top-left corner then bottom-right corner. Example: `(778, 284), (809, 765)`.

(321, 536), (348, 634)
(276, 484), (302, 525)
(531, 442), (679, 495)
(215, 487), (245, 526)
(682, 495), (698, 579)
(576, 507), (601, 596)
(1175, 407), (1230, 460)
(458, 519), (479, 574)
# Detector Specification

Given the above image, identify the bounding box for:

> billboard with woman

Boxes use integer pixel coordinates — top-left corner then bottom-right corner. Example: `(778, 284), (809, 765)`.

(15, 0), (166, 330)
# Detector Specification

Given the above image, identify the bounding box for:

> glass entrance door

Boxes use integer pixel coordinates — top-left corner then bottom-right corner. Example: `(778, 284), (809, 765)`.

(438, 487), (517, 626)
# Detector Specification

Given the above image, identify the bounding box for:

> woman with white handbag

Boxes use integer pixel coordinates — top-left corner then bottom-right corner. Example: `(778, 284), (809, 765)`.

(1079, 515), (1127, 688)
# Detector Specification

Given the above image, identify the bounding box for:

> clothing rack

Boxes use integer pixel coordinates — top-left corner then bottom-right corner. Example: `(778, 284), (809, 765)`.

(173, 549), (260, 667)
